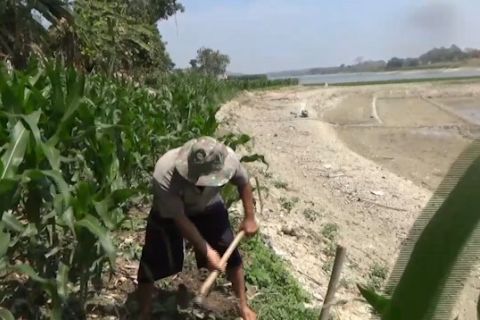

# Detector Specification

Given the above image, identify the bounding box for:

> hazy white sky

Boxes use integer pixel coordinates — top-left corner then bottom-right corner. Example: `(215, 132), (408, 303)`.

(157, 0), (480, 74)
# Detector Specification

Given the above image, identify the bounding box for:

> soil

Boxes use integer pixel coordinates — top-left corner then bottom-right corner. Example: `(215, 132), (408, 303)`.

(86, 208), (241, 320)
(216, 81), (480, 319)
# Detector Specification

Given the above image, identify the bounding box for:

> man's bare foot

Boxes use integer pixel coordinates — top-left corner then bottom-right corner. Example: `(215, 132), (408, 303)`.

(239, 305), (257, 320)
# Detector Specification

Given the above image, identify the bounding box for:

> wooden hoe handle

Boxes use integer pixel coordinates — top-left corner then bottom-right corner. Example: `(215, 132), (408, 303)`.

(198, 230), (246, 298)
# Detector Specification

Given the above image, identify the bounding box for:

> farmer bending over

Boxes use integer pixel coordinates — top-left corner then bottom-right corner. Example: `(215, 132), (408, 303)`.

(137, 136), (258, 320)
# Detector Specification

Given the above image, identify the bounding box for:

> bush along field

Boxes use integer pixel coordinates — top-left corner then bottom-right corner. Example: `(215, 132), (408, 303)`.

(0, 60), (313, 319)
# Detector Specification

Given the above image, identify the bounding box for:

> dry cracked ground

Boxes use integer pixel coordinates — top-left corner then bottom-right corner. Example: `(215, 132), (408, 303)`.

(217, 81), (480, 320)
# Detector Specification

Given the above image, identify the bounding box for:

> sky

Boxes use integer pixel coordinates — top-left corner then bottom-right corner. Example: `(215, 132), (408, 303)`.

(157, 0), (480, 74)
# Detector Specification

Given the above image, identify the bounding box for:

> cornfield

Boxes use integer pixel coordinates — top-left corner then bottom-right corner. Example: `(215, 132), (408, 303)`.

(0, 60), (275, 319)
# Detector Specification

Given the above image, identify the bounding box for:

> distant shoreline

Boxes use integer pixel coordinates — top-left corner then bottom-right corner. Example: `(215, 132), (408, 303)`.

(267, 65), (480, 79)
(306, 75), (480, 87)
(266, 67), (480, 85)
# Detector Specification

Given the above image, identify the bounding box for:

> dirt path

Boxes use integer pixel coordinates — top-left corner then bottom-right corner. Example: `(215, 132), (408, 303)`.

(217, 82), (480, 319)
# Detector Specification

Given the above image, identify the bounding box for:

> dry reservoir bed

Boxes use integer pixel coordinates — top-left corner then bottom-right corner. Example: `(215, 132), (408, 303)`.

(327, 95), (479, 190)
(219, 82), (480, 320)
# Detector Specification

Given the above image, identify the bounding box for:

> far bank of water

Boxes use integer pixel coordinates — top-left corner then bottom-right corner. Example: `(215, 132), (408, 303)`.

(269, 68), (480, 85)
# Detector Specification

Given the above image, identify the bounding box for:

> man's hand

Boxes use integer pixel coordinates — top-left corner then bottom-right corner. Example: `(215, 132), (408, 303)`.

(240, 218), (259, 237)
(206, 247), (225, 272)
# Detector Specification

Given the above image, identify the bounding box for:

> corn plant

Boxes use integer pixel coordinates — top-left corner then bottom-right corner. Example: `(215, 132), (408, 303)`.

(0, 60), (131, 318)
(358, 140), (480, 320)
(0, 59), (284, 318)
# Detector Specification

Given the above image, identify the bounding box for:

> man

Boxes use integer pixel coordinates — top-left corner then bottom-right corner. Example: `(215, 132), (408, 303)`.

(137, 136), (258, 320)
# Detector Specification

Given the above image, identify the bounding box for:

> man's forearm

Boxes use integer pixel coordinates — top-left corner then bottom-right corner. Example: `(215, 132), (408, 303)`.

(239, 183), (255, 220)
(174, 215), (210, 256)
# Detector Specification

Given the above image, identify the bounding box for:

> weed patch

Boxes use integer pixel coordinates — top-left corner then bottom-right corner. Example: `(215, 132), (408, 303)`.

(273, 180), (288, 189)
(241, 235), (319, 319)
(303, 208), (319, 222)
(367, 263), (388, 290)
(280, 197), (299, 213)
(321, 223), (339, 241)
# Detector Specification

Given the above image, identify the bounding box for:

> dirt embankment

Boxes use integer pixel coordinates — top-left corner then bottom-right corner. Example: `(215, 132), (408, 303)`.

(217, 82), (480, 319)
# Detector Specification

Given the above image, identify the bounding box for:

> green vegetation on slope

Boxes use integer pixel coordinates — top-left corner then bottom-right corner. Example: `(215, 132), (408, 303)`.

(242, 235), (319, 319)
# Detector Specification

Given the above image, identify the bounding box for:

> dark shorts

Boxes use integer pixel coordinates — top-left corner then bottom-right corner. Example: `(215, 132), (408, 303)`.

(137, 202), (242, 283)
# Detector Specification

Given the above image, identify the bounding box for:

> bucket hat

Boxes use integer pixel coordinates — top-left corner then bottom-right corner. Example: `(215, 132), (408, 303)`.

(175, 136), (237, 187)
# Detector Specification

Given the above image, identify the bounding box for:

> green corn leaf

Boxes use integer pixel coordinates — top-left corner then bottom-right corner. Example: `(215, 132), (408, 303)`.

(0, 179), (19, 215)
(47, 62), (66, 116)
(2, 210), (24, 233)
(18, 111), (61, 170)
(240, 154), (269, 168)
(20, 223), (38, 238)
(221, 133), (251, 151)
(49, 71), (86, 146)
(27, 67), (45, 87)
(76, 215), (115, 264)
(14, 263), (48, 284)
(384, 140), (480, 320)
(0, 223), (10, 258)
(56, 263), (70, 299)
(14, 262), (63, 320)
(1, 120), (29, 179)
(357, 284), (390, 315)
(60, 207), (75, 234)
(110, 188), (137, 204)
(2, 110), (61, 171)
(71, 181), (95, 219)
(93, 199), (111, 228)
(22, 169), (71, 204)
(0, 307), (15, 320)
(94, 188), (136, 229)
(0, 74), (21, 114)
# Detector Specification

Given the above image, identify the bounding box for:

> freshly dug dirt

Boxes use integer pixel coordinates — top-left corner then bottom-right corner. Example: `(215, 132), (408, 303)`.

(87, 209), (240, 320)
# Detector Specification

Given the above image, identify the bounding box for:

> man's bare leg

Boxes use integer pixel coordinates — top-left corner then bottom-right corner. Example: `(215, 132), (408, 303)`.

(137, 282), (154, 320)
(227, 264), (257, 320)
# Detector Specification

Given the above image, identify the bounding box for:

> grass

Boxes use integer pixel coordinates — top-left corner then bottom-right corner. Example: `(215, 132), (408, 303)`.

(367, 262), (389, 290)
(321, 223), (339, 241)
(319, 222), (339, 274)
(263, 170), (273, 179)
(241, 235), (319, 319)
(322, 258), (334, 273)
(224, 203), (318, 319)
(323, 241), (337, 257)
(280, 197), (299, 213)
(303, 208), (319, 222)
(273, 179), (288, 189)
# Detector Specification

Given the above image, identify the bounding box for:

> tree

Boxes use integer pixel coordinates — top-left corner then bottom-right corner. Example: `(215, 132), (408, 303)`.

(354, 56), (364, 65)
(121, 0), (184, 25)
(190, 47), (230, 77)
(0, 0), (178, 76)
(419, 44), (467, 64)
(189, 59), (197, 69)
(404, 58), (419, 68)
(465, 48), (480, 59)
(0, 0), (73, 68)
(73, 0), (173, 76)
(386, 57), (404, 69)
